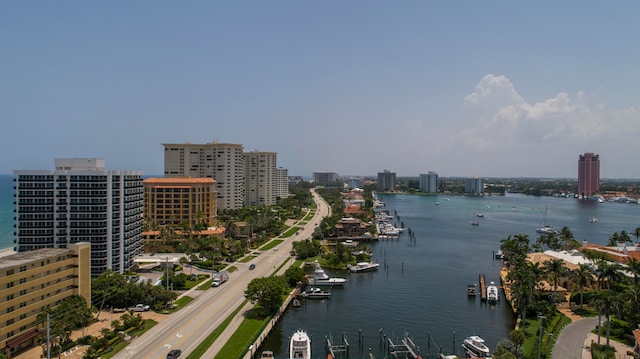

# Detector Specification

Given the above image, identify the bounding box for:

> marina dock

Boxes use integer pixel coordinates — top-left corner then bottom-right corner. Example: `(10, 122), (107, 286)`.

(479, 274), (487, 301)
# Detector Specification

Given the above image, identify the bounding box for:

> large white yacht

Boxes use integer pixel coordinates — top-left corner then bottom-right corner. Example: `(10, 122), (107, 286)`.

(462, 335), (491, 357)
(289, 329), (311, 359)
(347, 261), (380, 273)
(310, 261), (346, 286)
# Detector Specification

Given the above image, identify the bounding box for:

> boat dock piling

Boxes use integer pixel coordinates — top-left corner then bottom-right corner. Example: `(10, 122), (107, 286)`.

(386, 332), (422, 359)
(325, 333), (349, 359)
(479, 274), (487, 302)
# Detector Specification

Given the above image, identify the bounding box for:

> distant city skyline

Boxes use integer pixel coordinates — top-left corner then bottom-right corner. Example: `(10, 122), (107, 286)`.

(2, 3), (639, 178)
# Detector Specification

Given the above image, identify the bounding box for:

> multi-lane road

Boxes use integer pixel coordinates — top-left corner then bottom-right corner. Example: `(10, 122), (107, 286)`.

(113, 189), (330, 359)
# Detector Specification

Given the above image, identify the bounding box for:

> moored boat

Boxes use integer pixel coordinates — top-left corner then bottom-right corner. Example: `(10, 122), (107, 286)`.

(347, 261), (379, 273)
(467, 284), (477, 296)
(487, 282), (499, 303)
(462, 335), (490, 357)
(310, 261), (346, 286)
(300, 287), (331, 299)
(290, 329), (311, 359)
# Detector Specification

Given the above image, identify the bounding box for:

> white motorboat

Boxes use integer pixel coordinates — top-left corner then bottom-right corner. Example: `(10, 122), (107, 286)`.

(467, 284), (477, 296)
(462, 335), (490, 357)
(347, 261), (379, 273)
(300, 287), (331, 299)
(260, 350), (275, 358)
(487, 281), (499, 303)
(470, 221), (480, 226)
(290, 329), (312, 359)
(311, 261), (346, 286)
(589, 217), (599, 223)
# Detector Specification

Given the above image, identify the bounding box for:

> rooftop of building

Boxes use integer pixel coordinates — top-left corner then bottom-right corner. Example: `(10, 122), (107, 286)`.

(0, 248), (72, 270)
(144, 177), (216, 184)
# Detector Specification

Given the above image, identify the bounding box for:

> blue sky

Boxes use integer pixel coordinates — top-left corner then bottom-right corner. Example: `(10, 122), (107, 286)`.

(1, 2), (639, 178)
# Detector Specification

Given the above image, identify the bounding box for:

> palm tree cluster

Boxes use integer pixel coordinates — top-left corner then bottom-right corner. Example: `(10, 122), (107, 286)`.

(501, 226), (640, 349)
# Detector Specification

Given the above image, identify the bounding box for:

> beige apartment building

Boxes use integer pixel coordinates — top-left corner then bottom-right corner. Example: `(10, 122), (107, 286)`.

(243, 151), (277, 206)
(163, 142), (244, 210)
(143, 177), (217, 227)
(0, 242), (91, 358)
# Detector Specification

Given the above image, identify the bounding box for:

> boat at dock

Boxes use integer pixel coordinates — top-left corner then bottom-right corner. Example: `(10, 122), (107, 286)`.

(300, 287), (331, 299)
(289, 329), (312, 359)
(487, 282), (499, 303)
(462, 335), (491, 357)
(260, 350), (275, 358)
(347, 261), (379, 273)
(311, 261), (346, 286)
(467, 284), (477, 296)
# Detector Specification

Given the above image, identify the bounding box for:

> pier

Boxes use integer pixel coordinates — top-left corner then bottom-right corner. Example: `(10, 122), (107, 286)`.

(386, 332), (422, 359)
(326, 333), (349, 359)
(479, 273), (487, 301)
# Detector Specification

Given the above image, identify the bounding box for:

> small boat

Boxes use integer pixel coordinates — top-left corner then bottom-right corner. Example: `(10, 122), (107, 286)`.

(435, 202), (440, 205)
(347, 261), (380, 273)
(589, 217), (599, 223)
(462, 335), (490, 357)
(470, 221), (479, 226)
(476, 213), (484, 218)
(260, 350), (275, 358)
(290, 329), (312, 359)
(292, 298), (301, 307)
(300, 287), (331, 299)
(487, 281), (499, 303)
(467, 284), (477, 296)
(439, 355), (459, 359)
(536, 225), (559, 235)
(495, 250), (504, 260)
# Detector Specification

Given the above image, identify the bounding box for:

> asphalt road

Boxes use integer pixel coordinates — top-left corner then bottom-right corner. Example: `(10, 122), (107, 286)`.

(551, 317), (597, 359)
(112, 189), (330, 359)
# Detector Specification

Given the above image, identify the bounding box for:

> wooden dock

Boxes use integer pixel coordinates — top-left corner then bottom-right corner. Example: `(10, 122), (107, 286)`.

(479, 274), (487, 301)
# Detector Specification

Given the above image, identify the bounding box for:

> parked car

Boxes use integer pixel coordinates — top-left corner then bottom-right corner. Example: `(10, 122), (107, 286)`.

(166, 349), (181, 358)
(249, 264), (256, 270)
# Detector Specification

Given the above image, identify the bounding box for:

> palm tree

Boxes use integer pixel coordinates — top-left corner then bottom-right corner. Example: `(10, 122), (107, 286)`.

(544, 258), (567, 306)
(626, 257), (640, 285)
(572, 263), (595, 309)
(507, 266), (536, 329)
(607, 232), (621, 247)
(596, 261), (624, 290)
(633, 226), (640, 245)
(599, 291), (623, 347)
(623, 284), (640, 327)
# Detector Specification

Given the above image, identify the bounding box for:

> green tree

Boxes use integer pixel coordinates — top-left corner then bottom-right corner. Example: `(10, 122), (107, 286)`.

(544, 258), (567, 306)
(572, 263), (595, 309)
(245, 276), (288, 317)
(626, 257), (640, 285)
(283, 267), (307, 288)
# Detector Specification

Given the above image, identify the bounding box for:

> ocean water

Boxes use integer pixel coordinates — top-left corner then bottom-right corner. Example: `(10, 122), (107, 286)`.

(0, 175), (15, 250)
(261, 193), (640, 358)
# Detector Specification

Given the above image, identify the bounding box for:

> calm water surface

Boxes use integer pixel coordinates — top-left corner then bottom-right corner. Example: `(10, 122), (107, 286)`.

(262, 193), (640, 359)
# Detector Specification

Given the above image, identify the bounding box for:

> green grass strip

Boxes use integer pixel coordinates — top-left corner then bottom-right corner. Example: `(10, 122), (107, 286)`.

(259, 239), (283, 251)
(214, 313), (269, 359)
(186, 299), (249, 359)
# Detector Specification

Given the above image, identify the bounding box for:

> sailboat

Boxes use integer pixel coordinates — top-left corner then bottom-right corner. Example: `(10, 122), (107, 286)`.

(536, 205), (558, 235)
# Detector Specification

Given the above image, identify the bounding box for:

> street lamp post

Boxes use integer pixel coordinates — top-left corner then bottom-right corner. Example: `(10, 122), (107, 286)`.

(538, 315), (545, 359)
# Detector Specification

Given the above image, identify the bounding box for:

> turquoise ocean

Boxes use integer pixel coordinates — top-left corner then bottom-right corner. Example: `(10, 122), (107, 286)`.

(0, 175), (14, 250)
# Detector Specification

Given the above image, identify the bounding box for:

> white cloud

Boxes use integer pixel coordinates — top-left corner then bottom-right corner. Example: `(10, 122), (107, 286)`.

(459, 74), (639, 154)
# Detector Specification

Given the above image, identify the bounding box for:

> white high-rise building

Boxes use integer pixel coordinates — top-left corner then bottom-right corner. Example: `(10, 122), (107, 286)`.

(465, 177), (484, 195)
(14, 158), (144, 276)
(419, 171), (438, 193)
(243, 151), (277, 206)
(163, 142), (245, 210)
(275, 167), (289, 200)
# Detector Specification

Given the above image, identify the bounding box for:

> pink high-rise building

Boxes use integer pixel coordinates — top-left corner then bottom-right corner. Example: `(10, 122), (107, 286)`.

(578, 152), (600, 198)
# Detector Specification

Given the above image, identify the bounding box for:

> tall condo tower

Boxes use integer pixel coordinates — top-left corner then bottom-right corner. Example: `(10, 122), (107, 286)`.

(578, 152), (600, 198)
(163, 142), (245, 210)
(377, 170), (396, 192)
(14, 159), (144, 276)
(243, 151), (277, 206)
